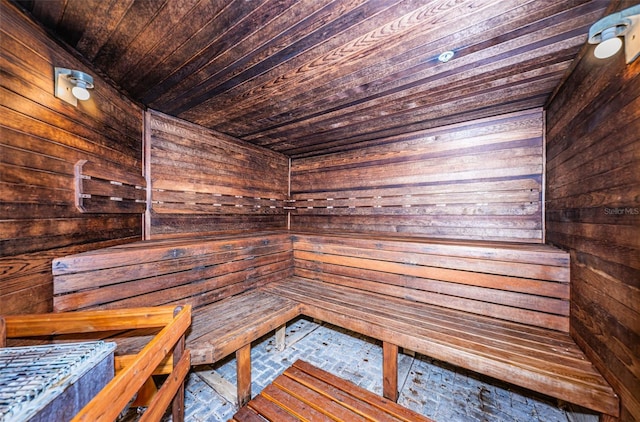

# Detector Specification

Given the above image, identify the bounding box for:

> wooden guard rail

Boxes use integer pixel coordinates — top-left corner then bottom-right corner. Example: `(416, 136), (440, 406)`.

(152, 181), (286, 215)
(75, 159), (147, 214)
(1, 305), (191, 422)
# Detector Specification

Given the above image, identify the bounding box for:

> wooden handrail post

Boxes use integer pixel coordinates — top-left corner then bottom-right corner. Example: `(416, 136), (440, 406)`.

(0, 317), (6, 348)
(139, 352), (191, 422)
(172, 306), (186, 422)
(72, 305), (191, 421)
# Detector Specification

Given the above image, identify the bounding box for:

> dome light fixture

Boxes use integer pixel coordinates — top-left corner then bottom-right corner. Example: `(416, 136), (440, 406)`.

(588, 5), (640, 63)
(438, 50), (455, 63)
(55, 67), (94, 106)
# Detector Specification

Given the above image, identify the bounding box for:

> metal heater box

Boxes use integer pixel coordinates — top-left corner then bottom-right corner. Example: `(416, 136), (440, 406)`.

(0, 341), (116, 422)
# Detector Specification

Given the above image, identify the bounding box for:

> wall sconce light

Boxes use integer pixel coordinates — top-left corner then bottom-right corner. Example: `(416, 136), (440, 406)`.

(54, 67), (94, 106)
(588, 5), (640, 63)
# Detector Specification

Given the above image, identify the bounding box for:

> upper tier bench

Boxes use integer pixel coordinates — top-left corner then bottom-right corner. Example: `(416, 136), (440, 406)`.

(50, 231), (619, 418)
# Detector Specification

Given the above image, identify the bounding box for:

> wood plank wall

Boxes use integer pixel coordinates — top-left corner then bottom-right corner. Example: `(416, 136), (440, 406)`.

(290, 109), (544, 242)
(147, 111), (289, 238)
(545, 44), (639, 420)
(0, 0), (144, 315)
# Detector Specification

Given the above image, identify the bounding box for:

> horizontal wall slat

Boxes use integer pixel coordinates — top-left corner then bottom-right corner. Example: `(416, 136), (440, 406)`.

(292, 178), (541, 199)
(293, 216), (542, 242)
(81, 179), (146, 200)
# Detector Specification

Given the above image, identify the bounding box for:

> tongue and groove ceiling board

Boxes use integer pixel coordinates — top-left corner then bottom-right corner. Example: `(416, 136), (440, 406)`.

(15, 0), (610, 158)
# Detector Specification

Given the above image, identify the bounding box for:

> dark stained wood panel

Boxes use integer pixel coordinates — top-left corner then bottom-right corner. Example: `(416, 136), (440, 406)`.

(545, 26), (640, 421)
(14, 0), (610, 157)
(290, 109), (544, 242)
(0, 0), (144, 314)
(147, 111), (289, 238)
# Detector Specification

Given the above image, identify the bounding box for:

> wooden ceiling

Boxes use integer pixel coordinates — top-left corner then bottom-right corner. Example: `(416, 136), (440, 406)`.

(16, 0), (610, 158)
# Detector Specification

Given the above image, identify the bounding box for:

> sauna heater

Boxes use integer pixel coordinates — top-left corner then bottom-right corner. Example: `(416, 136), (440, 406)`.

(0, 341), (115, 421)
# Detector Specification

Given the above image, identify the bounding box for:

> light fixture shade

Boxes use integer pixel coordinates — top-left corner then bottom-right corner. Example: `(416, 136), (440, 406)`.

(72, 84), (91, 101)
(594, 37), (623, 59)
(593, 28), (623, 59)
(438, 51), (454, 63)
(71, 86), (91, 101)
(54, 67), (94, 106)
(588, 5), (640, 63)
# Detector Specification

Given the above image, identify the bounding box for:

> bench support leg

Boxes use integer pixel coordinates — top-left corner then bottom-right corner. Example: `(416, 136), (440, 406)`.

(132, 377), (157, 407)
(383, 342), (399, 402)
(275, 324), (286, 351)
(236, 344), (252, 408)
(0, 318), (6, 348)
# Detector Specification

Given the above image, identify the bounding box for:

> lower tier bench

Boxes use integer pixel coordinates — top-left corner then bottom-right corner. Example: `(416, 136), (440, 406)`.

(262, 278), (619, 417)
(115, 289), (301, 406)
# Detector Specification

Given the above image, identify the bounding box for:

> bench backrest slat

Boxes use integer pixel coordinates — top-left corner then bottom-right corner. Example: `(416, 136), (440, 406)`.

(53, 232), (292, 311)
(292, 233), (570, 332)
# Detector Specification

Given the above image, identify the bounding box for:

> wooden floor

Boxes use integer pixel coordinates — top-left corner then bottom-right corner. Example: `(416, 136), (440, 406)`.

(230, 359), (433, 422)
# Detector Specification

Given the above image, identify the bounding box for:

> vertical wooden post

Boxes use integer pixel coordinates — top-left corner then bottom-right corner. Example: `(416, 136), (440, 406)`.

(172, 306), (186, 422)
(383, 342), (398, 402)
(275, 324), (286, 351)
(236, 344), (252, 407)
(131, 378), (158, 407)
(143, 110), (152, 240)
(0, 317), (6, 348)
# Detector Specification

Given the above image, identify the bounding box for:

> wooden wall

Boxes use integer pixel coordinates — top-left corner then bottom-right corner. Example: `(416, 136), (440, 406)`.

(545, 44), (639, 420)
(147, 110), (289, 238)
(290, 109), (544, 242)
(0, 0), (144, 315)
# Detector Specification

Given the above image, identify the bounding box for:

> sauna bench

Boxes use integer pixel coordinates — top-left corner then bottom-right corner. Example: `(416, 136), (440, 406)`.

(50, 230), (619, 418)
(52, 231), (296, 407)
